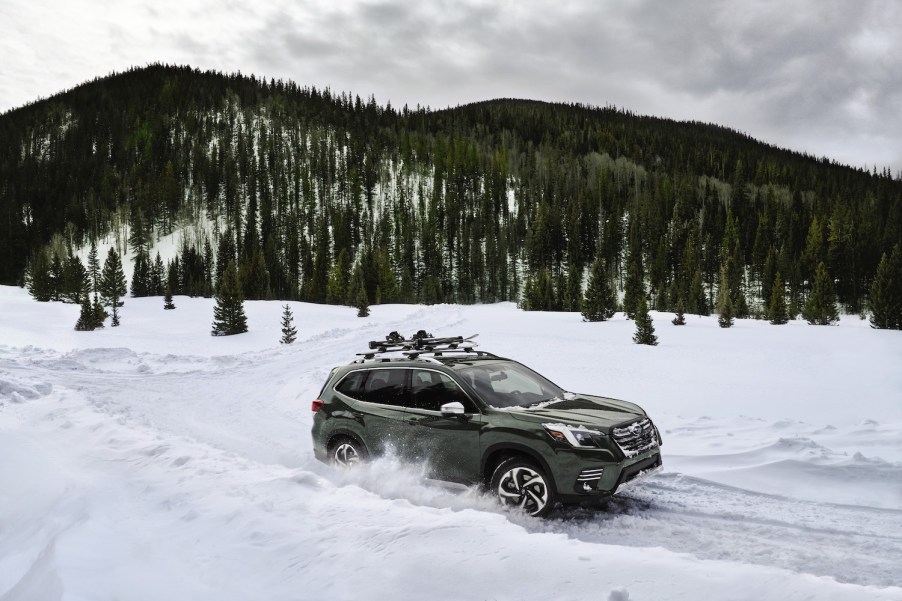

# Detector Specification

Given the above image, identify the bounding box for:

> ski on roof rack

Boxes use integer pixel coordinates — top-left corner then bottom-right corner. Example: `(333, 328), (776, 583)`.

(367, 331), (478, 351)
(353, 332), (488, 362)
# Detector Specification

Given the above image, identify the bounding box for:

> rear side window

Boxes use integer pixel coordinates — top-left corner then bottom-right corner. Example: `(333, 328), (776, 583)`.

(335, 370), (367, 398)
(336, 369), (408, 406)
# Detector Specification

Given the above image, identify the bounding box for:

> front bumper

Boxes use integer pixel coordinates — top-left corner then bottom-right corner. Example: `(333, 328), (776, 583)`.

(556, 448), (662, 504)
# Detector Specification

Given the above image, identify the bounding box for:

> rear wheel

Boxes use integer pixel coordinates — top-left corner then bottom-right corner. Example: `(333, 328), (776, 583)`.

(329, 436), (367, 467)
(490, 457), (557, 518)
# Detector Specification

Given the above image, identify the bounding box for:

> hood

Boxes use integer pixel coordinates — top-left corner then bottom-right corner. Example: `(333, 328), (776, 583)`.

(503, 393), (644, 429)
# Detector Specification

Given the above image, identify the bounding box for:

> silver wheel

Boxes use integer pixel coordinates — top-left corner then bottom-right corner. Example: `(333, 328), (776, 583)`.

(491, 459), (556, 517)
(330, 437), (365, 467)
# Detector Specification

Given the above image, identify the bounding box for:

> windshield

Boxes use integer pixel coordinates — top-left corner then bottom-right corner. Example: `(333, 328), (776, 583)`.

(458, 362), (566, 409)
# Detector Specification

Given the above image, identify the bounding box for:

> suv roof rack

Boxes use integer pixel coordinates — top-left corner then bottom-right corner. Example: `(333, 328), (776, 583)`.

(352, 331), (497, 363)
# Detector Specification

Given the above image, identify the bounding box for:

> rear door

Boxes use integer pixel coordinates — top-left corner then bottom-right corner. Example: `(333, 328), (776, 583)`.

(403, 368), (483, 483)
(334, 368), (410, 456)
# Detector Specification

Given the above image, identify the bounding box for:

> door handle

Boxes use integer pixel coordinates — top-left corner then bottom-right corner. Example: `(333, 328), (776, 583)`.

(407, 418), (419, 426)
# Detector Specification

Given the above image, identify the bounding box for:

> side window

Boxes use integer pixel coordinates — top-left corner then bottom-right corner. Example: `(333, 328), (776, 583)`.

(335, 370), (367, 399)
(336, 369), (408, 406)
(360, 369), (408, 406)
(409, 369), (475, 412)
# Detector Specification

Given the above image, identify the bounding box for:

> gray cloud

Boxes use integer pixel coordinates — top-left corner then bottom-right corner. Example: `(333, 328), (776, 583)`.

(1, 0), (900, 171)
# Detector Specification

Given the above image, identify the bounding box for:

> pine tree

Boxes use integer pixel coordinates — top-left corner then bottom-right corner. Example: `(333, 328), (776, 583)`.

(326, 248), (350, 305)
(768, 272), (789, 325)
(152, 252), (165, 295)
(131, 249), (151, 297)
(212, 260), (248, 336)
(582, 257), (616, 322)
(163, 286), (176, 310)
(92, 295), (107, 329)
(99, 248), (127, 327)
(632, 295), (658, 345)
(280, 304), (297, 344)
(239, 247), (270, 300)
(62, 255), (89, 304)
(49, 253), (63, 302)
(869, 244), (902, 329)
(717, 265), (734, 328)
(356, 286), (371, 318)
(74, 291), (96, 331)
(802, 261), (839, 325)
(623, 257), (643, 319)
(26, 251), (53, 302)
(720, 211), (748, 318)
(563, 262), (583, 313)
(87, 240), (100, 294)
(672, 297), (686, 325)
(688, 268), (708, 315)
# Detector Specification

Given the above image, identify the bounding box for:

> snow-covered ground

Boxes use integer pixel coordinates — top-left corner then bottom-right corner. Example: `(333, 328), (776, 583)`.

(1, 285), (900, 601)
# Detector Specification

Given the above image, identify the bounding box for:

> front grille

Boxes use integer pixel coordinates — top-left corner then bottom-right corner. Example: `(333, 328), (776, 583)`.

(612, 417), (658, 457)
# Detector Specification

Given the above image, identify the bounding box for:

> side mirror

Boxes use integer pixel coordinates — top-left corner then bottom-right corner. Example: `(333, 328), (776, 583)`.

(440, 401), (466, 415)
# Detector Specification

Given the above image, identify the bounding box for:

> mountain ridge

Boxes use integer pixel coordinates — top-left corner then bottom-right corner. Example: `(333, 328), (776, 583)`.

(1, 64), (900, 320)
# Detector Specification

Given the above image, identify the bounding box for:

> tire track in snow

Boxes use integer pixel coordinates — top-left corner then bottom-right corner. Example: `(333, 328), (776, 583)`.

(530, 472), (902, 588)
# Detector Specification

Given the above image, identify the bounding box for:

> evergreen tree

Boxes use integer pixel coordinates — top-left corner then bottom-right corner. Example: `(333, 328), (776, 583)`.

(92, 295), (107, 329)
(622, 257), (644, 319)
(49, 253), (63, 302)
(152, 252), (165, 295)
(163, 286), (176, 310)
(374, 249), (398, 304)
(99, 247), (127, 327)
(240, 247), (270, 300)
(582, 257), (616, 322)
(802, 261), (839, 325)
(74, 291), (97, 331)
(688, 268), (709, 315)
(326, 248), (350, 305)
(211, 260), (248, 336)
(768, 272), (789, 325)
(869, 244), (902, 329)
(131, 249), (151, 297)
(717, 265), (734, 328)
(720, 211), (749, 318)
(672, 297), (686, 325)
(521, 267), (555, 311)
(761, 247), (777, 309)
(63, 255), (89, 304)
(356, 287), (370, 317)
(280, 304), (297, 344)
(562, 262), (583, 313)
(87, 240), (100, 294)
(26, 251), (53, 302)
(632, 295), (658, 345)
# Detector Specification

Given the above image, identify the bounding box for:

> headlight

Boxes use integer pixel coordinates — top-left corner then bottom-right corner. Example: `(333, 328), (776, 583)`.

(543, 423), (606, 448)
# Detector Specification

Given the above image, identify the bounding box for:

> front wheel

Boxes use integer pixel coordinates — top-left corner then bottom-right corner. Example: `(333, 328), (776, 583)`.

(490, 458), (557, 518)
(329, 436), (367, 467)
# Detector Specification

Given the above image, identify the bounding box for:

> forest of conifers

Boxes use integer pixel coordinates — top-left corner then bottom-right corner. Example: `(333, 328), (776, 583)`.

(1, 64), (900, 320)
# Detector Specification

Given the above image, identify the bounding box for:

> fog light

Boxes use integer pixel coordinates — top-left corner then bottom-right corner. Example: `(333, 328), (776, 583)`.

(576, 467), (605, 492)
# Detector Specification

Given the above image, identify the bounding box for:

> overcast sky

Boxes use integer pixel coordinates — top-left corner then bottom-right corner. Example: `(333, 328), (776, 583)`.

(2, 0), (900, 172)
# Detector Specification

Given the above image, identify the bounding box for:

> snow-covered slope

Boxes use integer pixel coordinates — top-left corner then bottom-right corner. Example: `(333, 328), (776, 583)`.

(1, 286), (900, 601)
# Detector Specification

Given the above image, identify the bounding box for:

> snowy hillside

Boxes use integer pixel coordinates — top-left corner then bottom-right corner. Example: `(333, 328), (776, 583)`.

(1, 285), (901, 601)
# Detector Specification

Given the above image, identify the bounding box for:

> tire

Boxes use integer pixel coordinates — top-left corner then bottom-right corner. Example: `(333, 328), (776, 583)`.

(490, 457), (557, 518)
(329, 436), (367, 467)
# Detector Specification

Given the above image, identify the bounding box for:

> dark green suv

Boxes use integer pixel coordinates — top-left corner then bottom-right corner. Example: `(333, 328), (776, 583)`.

(311, 333), (662, 517)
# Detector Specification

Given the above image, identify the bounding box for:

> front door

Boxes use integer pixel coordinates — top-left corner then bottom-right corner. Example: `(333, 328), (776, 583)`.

(403, 368), (483, 483)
